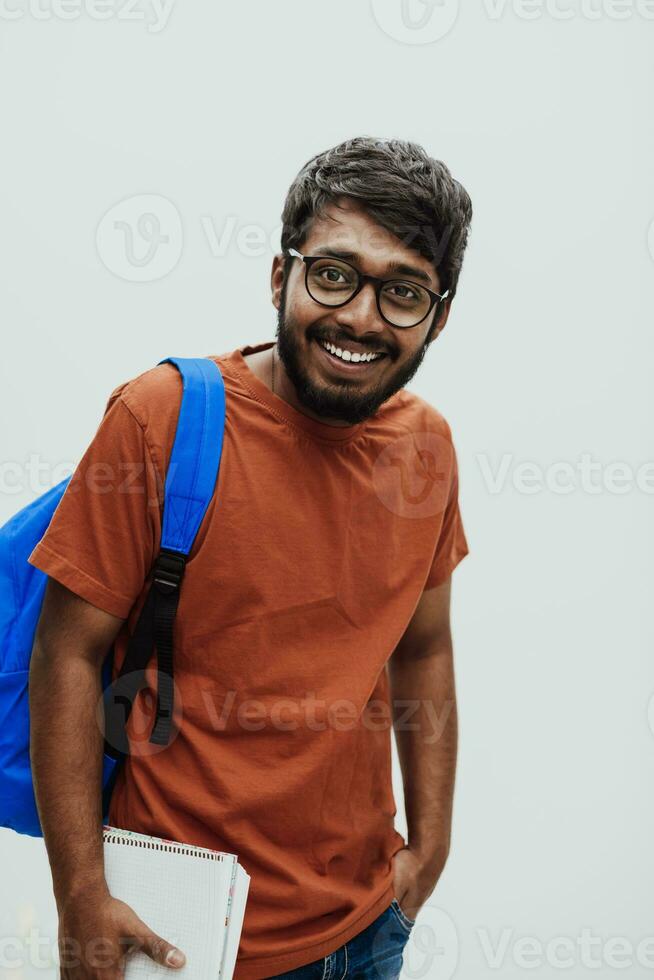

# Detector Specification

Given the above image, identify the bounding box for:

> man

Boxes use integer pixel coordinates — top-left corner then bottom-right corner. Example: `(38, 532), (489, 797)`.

(28, 136), (472, 979)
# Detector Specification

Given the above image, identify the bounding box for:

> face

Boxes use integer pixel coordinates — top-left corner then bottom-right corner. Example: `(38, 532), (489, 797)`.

(271, 198), (451, 425)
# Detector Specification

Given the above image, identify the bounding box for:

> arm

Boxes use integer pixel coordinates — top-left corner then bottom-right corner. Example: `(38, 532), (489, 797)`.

(387, 575), (457, 915)
(29, 578), (186, 977)
(29, 577), (123, 908)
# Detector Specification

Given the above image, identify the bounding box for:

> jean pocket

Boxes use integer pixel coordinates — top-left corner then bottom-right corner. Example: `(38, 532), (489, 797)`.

(390, 898), (417, 933)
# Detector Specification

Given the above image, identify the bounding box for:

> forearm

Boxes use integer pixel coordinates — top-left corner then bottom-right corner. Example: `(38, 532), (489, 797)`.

(387, 640), (458, 872)
(29, 644), (109, 909)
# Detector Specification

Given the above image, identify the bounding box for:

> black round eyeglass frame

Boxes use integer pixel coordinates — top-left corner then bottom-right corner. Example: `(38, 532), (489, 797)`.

(285, 248), (449, 329)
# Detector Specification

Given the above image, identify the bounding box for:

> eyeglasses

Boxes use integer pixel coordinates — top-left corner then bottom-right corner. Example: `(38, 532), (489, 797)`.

(286, 248), (449, 329)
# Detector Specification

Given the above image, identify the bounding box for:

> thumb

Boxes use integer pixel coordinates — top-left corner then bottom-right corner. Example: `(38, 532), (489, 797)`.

(131, 921), (186, 969)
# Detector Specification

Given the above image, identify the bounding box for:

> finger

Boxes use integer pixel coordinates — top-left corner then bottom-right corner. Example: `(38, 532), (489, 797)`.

(128, 920), (186, 969)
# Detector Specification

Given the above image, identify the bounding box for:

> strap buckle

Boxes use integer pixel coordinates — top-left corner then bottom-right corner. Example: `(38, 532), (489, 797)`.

(153, 548), (187, 594)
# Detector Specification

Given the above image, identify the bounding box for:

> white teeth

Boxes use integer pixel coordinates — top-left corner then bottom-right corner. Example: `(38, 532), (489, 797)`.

(319, 340), (383, 364)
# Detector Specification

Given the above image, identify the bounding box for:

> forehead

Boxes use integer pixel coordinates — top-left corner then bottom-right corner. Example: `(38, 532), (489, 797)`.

(300, 198), (439, 288)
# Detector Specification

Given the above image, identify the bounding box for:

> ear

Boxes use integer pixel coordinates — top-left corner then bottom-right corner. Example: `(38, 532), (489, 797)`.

(426, 298), (453, 344)
(271, 253), (285, 311)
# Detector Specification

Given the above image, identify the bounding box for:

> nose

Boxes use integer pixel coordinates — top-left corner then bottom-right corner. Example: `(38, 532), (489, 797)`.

(332, 280), (386, 339)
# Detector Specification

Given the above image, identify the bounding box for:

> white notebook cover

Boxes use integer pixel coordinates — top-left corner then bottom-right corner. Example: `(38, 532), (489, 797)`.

(102, 825), (250, 979)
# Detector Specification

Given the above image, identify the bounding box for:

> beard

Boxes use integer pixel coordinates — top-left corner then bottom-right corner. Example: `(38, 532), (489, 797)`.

(274, 275), (433, 425)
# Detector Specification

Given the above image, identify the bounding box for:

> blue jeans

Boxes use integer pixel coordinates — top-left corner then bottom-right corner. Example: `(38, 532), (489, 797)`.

(266, 899), (416, 980)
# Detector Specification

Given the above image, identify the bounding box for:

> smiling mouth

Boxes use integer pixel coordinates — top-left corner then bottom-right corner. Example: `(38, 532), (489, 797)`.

(313, 337), (389, 372)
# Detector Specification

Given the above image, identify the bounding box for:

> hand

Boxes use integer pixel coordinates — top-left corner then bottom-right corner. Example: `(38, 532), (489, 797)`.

(392, 843), (447, 923)
(58, 886), (186, 978)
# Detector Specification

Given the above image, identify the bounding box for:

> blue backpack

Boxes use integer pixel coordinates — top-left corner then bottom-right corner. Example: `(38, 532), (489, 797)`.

(0, 356), (226, 837)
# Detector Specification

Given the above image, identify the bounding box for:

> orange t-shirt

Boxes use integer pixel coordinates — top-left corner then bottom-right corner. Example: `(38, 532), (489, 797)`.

(28, 340), (469, 979)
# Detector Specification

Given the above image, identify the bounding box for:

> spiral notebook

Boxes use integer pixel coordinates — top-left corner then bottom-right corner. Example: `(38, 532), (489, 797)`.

(102, 825), (250, 979)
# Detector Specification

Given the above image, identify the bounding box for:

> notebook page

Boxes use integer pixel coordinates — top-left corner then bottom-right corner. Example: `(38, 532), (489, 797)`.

(103, 827), (234, 978)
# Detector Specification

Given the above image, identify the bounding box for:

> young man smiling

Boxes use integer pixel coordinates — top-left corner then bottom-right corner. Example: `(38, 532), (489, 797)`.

(27, 137), (473, 980)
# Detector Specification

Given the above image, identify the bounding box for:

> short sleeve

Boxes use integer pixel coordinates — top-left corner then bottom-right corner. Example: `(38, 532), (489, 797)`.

(422, 441), (469, 590)
(27, 392), (163, 619)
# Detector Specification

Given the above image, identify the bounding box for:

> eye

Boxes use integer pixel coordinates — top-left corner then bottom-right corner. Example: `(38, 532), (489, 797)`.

(319, 266), (348, 284)
(384, 281), (422, 303)
(309, 260), (357, 290)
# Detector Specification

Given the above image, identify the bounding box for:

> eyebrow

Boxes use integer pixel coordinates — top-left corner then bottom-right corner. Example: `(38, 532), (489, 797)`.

(309, 246), (435, 287)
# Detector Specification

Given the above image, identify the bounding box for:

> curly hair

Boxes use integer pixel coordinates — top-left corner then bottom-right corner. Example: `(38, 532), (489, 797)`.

(280, 136), (473, 300)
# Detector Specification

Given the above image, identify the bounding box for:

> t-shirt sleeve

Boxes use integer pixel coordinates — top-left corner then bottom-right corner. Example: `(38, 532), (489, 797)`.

(27, 391), (163, 619)
(422, 439), (470, 590)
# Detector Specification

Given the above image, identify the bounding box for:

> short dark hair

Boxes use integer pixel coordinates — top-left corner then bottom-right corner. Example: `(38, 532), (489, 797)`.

(280, 136), (473, 300)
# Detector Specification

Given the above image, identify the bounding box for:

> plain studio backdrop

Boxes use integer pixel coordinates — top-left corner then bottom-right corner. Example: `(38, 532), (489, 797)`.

(1, 2), (652, 978)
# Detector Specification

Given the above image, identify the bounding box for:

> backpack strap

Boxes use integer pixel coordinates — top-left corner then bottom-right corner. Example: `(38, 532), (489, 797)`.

(104, 357), (225, 762)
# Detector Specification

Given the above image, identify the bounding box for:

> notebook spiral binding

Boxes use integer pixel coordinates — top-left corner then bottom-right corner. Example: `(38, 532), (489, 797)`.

(103, 828), (230, 862)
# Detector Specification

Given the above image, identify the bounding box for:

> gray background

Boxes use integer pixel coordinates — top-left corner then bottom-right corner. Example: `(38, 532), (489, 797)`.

(1, 1), (652, 977)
